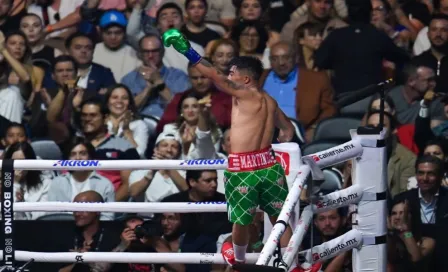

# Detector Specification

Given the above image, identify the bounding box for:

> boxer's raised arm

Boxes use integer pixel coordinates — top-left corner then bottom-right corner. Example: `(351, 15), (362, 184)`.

(195, 58), (252, 99)
(163, 29), (252, 99)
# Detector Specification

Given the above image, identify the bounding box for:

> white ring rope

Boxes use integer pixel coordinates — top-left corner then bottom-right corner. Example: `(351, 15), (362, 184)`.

(0, 140), (362, 171)
(0, 252), (260, 264)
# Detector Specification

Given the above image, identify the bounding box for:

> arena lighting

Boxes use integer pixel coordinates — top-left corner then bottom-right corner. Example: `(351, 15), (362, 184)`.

(0, 130), (387, 271)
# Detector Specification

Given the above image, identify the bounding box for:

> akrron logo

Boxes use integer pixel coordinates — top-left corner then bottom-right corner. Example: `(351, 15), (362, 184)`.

(275, 151), (290, 175)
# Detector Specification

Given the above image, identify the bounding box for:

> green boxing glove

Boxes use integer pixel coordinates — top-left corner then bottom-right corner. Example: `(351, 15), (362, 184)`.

(162, 29), (202, 64)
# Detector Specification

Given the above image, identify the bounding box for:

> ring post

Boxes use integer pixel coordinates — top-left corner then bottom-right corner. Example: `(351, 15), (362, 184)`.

(1, 159), (15, 268)
(351, 127), (388, 272)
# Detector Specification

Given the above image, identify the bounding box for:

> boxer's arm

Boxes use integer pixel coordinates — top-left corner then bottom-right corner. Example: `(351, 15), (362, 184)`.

(275, 106), (294, 142)
(194, 58), (252, 99)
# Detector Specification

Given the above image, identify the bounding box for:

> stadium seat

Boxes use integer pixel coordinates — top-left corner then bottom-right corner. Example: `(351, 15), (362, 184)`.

(301, 140), (343, 156)
(313, 116), (361, 142)
(31, 140), (63, 160)
(142, 115), (160, 138)
(321, 169), (342, 193)
(37, 213), (74, 221)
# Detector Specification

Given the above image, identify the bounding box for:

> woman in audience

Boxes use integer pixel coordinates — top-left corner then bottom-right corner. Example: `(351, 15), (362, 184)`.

(230, 20), (269, 67)
(370, 0), (417, 50)
(387, 199), (435, 272)
(294, 22), (325, 71)
(4, 30), (45, 94)
(208, 39), (238, 75)
(48, 137), (115, 220)
(104, 84), (149, 158)
(2, 142), (50, 220)
(19, 13), (62, 71)
(162, 92), (222, 159)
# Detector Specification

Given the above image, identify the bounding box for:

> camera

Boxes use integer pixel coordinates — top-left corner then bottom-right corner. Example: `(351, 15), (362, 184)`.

(134, 220), (163, 239)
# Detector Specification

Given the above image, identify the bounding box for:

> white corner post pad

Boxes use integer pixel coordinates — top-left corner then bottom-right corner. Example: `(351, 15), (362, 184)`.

(279, 205), (314, 271)
(350, 128), (388, 272)
(256, 165), (310, 266)
(298, 229), (363, 264)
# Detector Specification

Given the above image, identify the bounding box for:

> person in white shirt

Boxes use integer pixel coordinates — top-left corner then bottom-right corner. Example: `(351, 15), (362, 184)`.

(129, 131), (187, 202)
(93, 10), (141, 82)
(2, 141), (50, 220)
(48, 137), (115, 220)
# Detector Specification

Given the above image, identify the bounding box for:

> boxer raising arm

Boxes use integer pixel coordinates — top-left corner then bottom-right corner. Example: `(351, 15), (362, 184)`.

(163, 29), (294, 266)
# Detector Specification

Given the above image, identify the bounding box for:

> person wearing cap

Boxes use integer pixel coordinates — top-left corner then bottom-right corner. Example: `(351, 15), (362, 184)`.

(128, 132), (187, 203)
(93, 10), (141, 82)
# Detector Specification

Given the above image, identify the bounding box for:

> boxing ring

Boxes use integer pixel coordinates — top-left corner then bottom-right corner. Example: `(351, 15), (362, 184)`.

(0, 127), (388, 272)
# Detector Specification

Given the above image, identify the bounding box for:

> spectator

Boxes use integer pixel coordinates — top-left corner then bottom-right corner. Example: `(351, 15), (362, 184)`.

(47, 137), (115, 220)
(58, 191), (121, 272)
(387, 63), (444, 125)
(181, 0), (221, 48)
(129, 132), (187, 202)
(163, 169), (232, 272)
(301, 208), (351, 271)
(207, 38), (238, 74)
(314, 0), (409, 97)
(0, 122), (25, 153)
(160, 212), (183, 252)
(259, 41), (336, 142)
(44, 32), (116, 94)
(364, 94), (419, 154)
(412, 14), (448, 94)
(387, 199), (436, 272)
(121, 33), (191, 118)
(4, 30), (44, 93)
(78, 98), (140, 201)
(162, 92), (222, 159)
(107, 216), (185, 272)
(104, 84), (149, 158)
(293, 22), (325, 70)
(27, 0), (84, 39)
(230, 20), (269, 67)
(366, 110), (416, 197)
(408, 139), (448, 189)
(127, 2), (205, 73)
(281, 0), (348, 44)
(370, 0), (414, 50)
(395, 155), (448, 236)
(413, 0), (448, 56)
(2, 141), (50, 220)
(0, 33), (31, 123)
(93, 10), (141, 82)
(156, 62), (232, 133)
(46, 55), (83, 144)
(0, 0), (26, 33)
(19, 13), (62, 71)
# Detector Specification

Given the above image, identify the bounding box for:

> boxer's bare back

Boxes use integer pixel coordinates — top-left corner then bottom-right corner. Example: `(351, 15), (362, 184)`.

(194, 60), (292, 151)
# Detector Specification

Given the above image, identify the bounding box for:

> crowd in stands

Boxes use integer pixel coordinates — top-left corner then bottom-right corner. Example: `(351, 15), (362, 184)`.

(1, 0), (448, 271)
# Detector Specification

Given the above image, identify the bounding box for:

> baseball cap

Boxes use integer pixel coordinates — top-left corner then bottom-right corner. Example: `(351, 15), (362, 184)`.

(99, 10), (127, 29)
(155, 132), (181, 145)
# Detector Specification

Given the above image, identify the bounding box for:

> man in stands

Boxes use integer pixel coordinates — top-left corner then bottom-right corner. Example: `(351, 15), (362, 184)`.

(79, 98), (140, 201)
(121, 33), (190, 118)
(298, 208), (350, 272)
(163, 169), (232, 272)
(59, 191), (120, 272)
(129, 132), (187, 202)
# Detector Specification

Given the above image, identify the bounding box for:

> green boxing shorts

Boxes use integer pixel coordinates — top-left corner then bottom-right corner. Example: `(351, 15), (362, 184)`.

(224, 146), (289, 226)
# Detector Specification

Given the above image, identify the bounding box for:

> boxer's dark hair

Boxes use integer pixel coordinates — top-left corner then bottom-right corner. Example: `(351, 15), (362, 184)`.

(228, 56), (264, 81)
